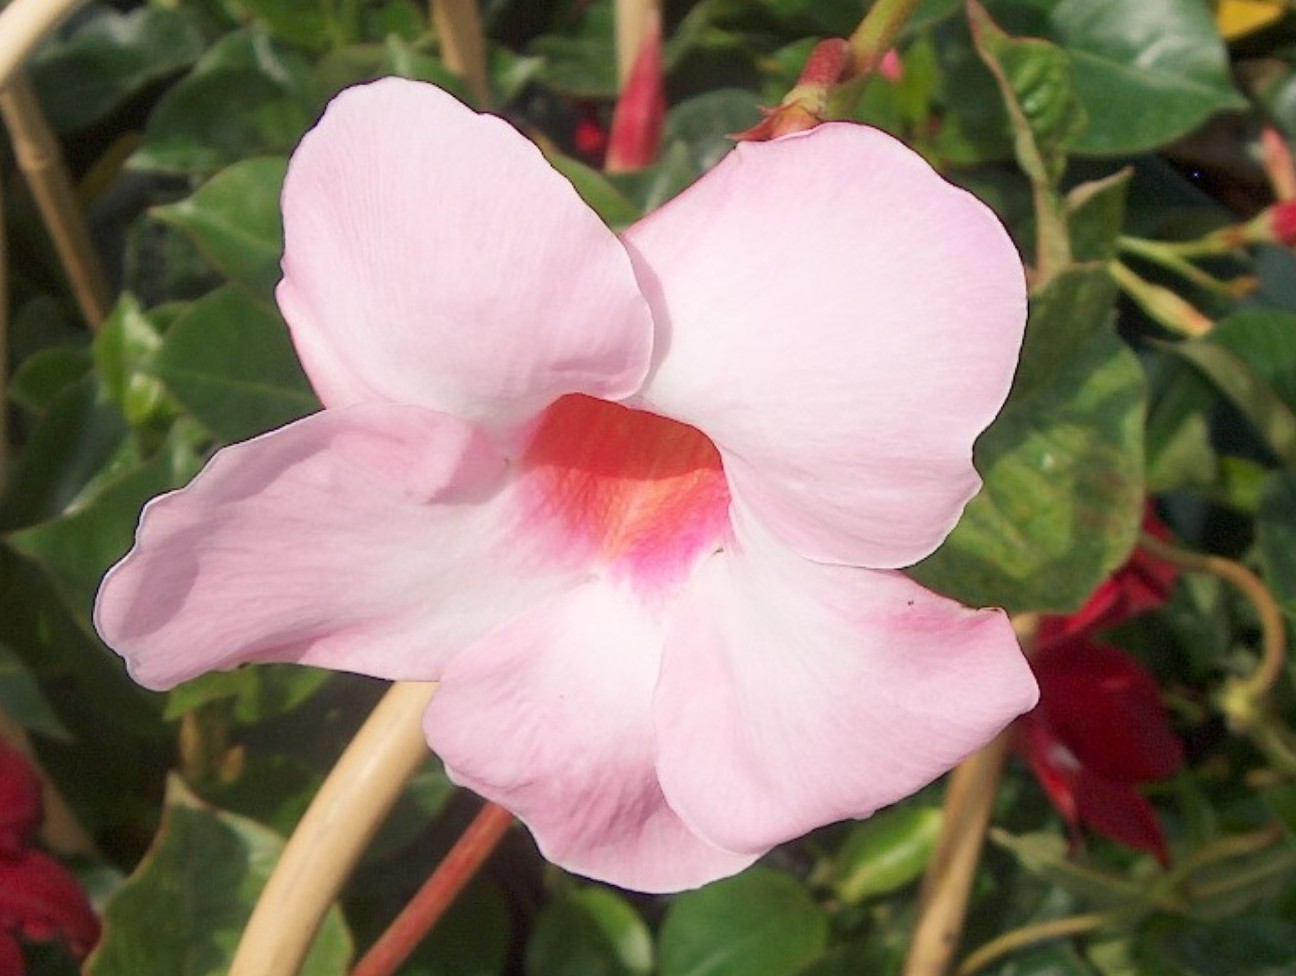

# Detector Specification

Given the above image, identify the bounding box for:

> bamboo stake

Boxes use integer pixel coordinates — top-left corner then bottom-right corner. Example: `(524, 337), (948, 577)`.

(431, 0), (491, 107)
(0, 71), (112, 329)
(0, 0), (88, 92)
(901, 615), (1039, 976)
(229, 682), (436, 976)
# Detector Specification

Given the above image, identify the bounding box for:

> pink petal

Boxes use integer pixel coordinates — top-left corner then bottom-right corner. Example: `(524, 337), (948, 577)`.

(424, 582), (756, 892)
(95, 403), (583, 690)
(654, 511), (1037, 855)
(277, 78), (654, 428)
(623, 123), (1026, 568)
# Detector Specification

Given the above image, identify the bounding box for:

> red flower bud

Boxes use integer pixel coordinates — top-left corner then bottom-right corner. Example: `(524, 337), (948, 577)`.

(0, 849), (100, 959)
(605, 10), (665, 172)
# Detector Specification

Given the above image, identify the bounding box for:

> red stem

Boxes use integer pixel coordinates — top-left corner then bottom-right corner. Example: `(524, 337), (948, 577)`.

(351, 802), (514, 976)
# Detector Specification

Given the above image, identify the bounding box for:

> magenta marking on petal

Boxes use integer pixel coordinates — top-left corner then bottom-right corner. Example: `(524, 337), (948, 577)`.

(520, 394), (730, 595)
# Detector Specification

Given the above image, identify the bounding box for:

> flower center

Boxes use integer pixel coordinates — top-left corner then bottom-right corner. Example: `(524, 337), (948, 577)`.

(521, 394), (730, 590)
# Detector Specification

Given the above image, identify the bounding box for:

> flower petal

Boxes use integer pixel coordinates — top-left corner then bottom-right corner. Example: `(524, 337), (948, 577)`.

(654, 511), (1037, 854)
(624, 123), (1026, 568)
(1033, 641), (1183, 782)
(278, 78), (654, 427)
(0, 849), (100, 957)
(424, 582), (756, 892)
(95, 403), (582, 690)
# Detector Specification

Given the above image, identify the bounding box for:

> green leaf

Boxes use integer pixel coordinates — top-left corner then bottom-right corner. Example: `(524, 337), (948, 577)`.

(0, 643), (71, 739)
(664, 90), (762, 173)
(527, 0), (618, 98)
(988, 829), (1144, 907)
(152, 285), (318, 443)
(8, 436), (202, 622)
(526, 887), (652, 976)
(658, 868), (828, 976)
(1257, 470), (1296, 618)
(912, 267), (1145, 612)
(969, 1), (1086, 188)
(164, 665), (334, 724)
(0, 377), (127, 531)
(29, 6), (206, 133)
(1138, 916), (1296, 976)
(1210, 310), (1296, 415)
(85, 777), (352, 976)
(153, 158), (288, 301)
(1044, 0), (1246, 156)
(7, 346), (92, 417)
(546, 154), (643, 229)
(131, 29), (316, 175)
(1066, 168), (1131, 263)
(235, 0), (338, 53)
(831, 805), (943, 904)
(1162, 329), (1296, 471)
(93, 295), (169, 427)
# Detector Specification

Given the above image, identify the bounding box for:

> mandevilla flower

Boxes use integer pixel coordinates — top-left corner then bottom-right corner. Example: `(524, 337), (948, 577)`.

(95, 78), (1038, 892)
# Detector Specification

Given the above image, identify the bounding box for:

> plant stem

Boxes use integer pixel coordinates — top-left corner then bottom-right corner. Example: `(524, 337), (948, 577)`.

(351, 802), (513, 976)
(1139, 535), (1287, 703)
(230, 682), (437, 976)
(954, 909), (1120, 976)
(847, 0), (922, 72)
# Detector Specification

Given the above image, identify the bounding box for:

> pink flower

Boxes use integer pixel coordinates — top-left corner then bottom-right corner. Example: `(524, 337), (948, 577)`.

(95, 79), (1037, 892)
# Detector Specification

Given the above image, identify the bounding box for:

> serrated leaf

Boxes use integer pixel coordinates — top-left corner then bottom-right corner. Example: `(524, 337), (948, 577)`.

(151, 286), (318, 443)
(85, 777), (351, 976)
(658, 868), (828, 976)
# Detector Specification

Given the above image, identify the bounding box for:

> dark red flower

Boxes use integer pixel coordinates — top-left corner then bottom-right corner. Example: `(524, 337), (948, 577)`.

(0, 849), (101, 958)
(0, 746), (42, 857)
(1020, 506), (1183, 864)
(0, 743), (100, 973)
